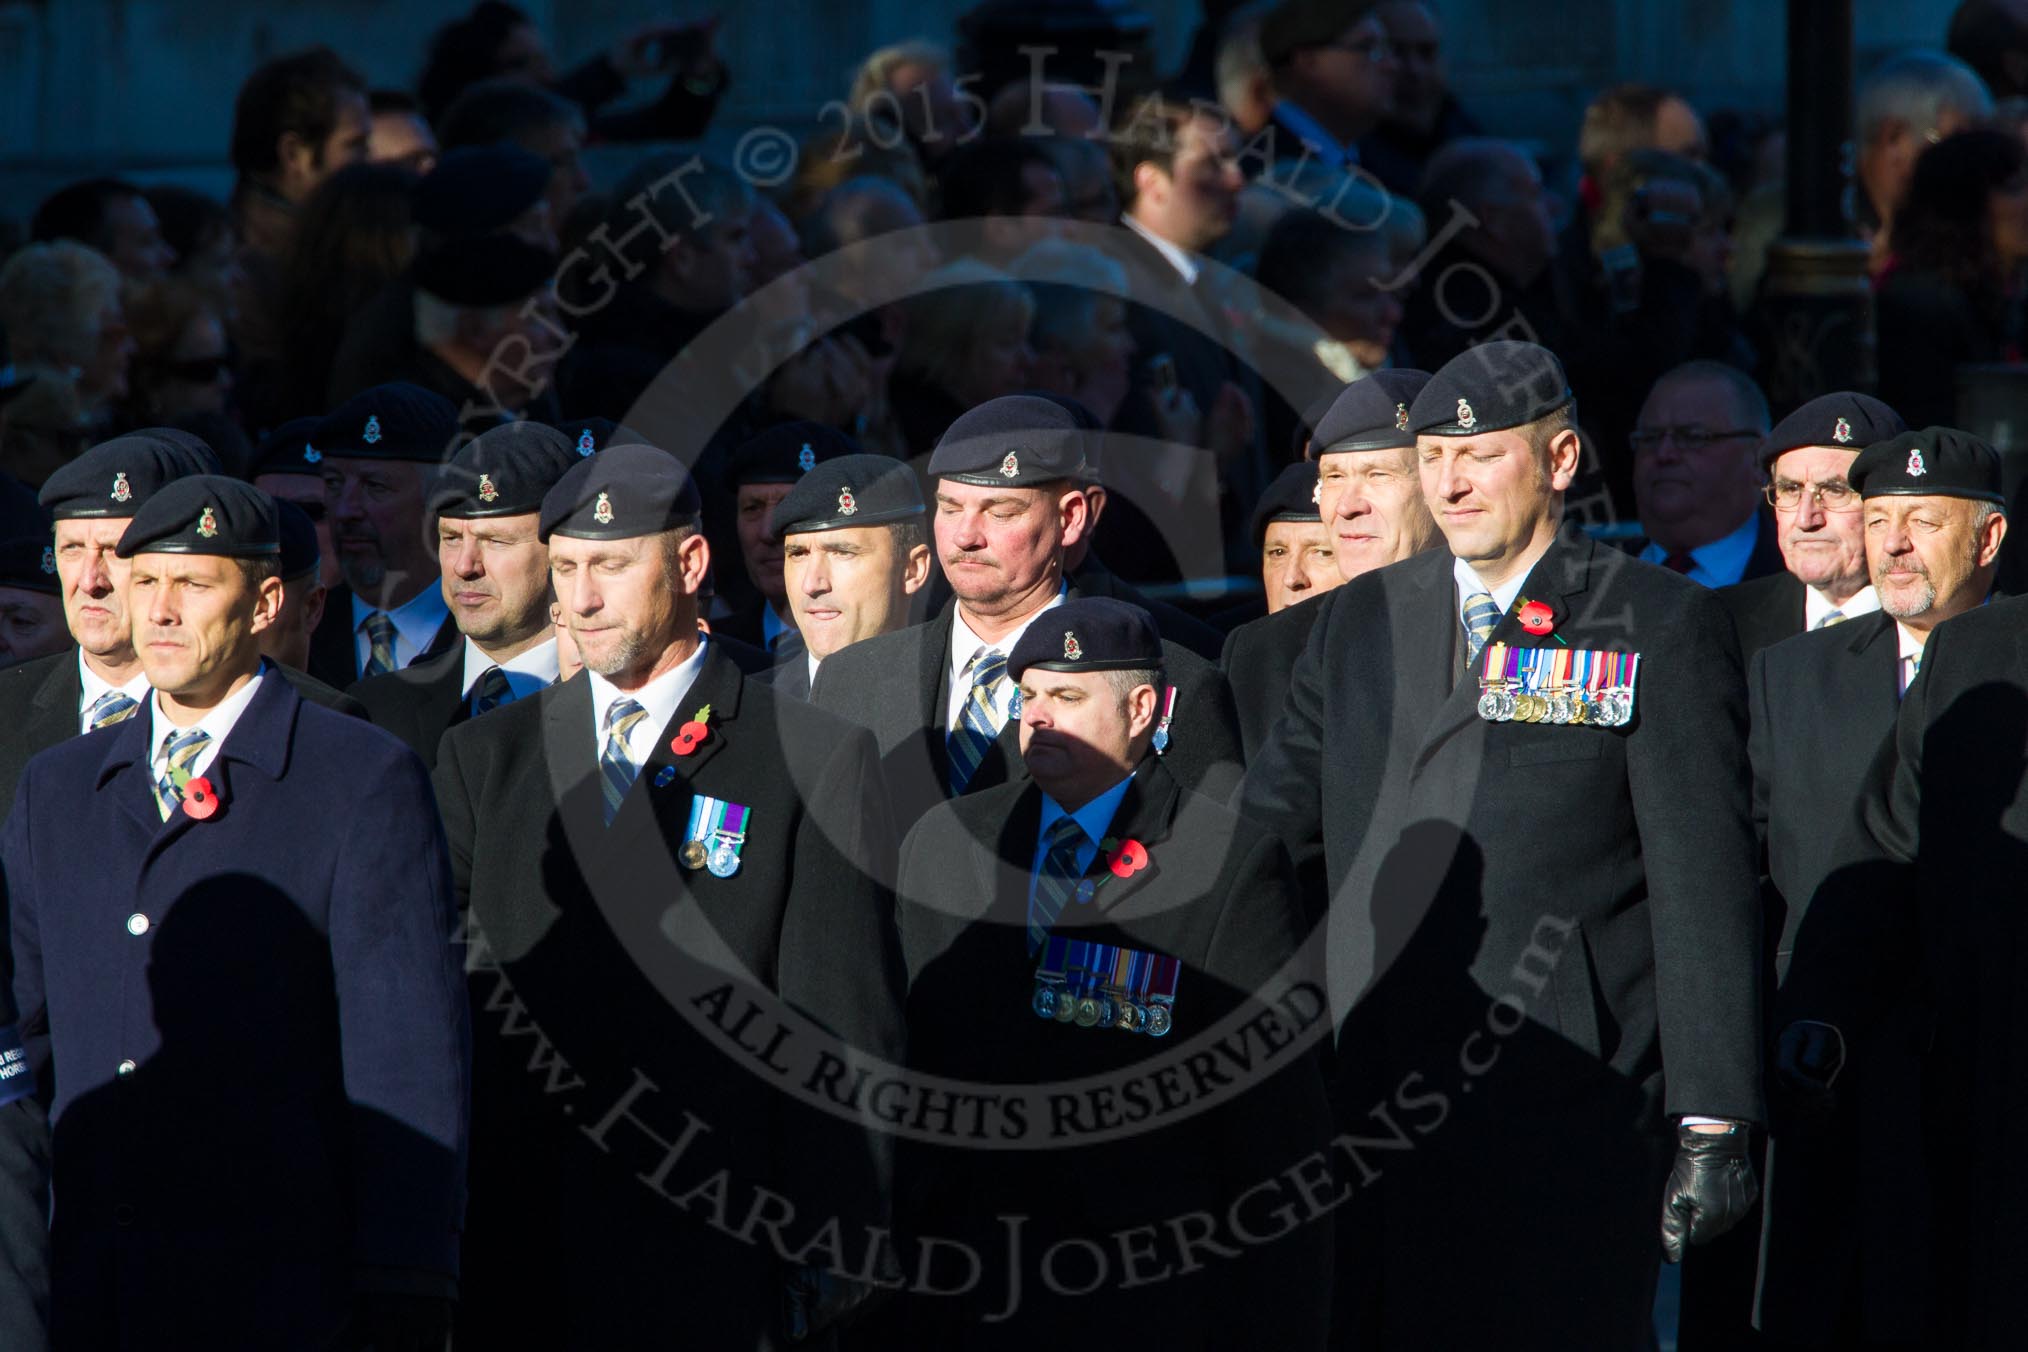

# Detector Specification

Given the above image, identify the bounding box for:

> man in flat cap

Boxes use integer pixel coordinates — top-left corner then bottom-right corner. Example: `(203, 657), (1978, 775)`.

(1719, 392), (1903, 662)
(1243, 340), (1762, 1350)
(432, 442), (905, 1347)
(714, 421), (855, 655)
(0, 537), (66, 670)
(1, 474), (469, 1348)
(0, 434), (354, 824)
(249, 414), (340, 589)
(1759, 426), (2007, 1350)
(305, 382), (463, 689)
(765, 452), (932, 701)
(350, 420), (577, 768)
(1222, 368), (1435, 762)
(813, 394), (1244, 831)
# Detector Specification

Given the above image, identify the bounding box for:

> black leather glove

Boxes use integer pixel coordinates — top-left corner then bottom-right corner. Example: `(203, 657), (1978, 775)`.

(1774, 1019), (1846, 1129)
(1659, 1122), (1759, 1264)
(351, 1292), (452, 1352)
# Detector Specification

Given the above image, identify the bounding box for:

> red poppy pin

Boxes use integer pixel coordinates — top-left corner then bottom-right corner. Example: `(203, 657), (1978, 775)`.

(670, 703), (713, 756)
(1107, 838), (1149, 878)
(1515, 598), (1561, 641)
(181, 777), (219, 820)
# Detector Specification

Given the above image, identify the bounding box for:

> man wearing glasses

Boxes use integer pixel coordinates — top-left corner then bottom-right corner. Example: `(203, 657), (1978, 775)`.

(1628, 360), (1781, 588)
(1718, 393), (1905, 660)
(1256, 0), (1399, 171)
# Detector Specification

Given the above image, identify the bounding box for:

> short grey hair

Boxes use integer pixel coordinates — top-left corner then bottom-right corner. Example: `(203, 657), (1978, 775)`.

(1858, 50), (1994, 142)
(1103, 667), (1163, 706)
(1214, 2), (1273, 111)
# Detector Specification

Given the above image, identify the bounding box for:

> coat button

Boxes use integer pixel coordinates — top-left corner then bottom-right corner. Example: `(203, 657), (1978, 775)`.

(116, 1059), (136, 1078)
(125, 914), (149, 936)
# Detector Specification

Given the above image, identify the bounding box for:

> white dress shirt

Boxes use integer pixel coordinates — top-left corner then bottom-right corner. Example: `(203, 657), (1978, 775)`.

(586, 638), (711, 764)
(1121, 213), (1201, 286)
(77, 650), (152, 735)
(1804, 584), (1879, 631)
(945, 593), (1066, 732)
(146, 664), (268, 787)
(1895, 621), (1927, 697)
(352, 585), (451, 675)
(1452, 556), (1531, 627)
(459, 636), (559, 705)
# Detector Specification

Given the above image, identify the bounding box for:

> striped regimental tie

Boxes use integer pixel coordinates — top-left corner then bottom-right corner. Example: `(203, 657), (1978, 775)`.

(362, 611), (399, 677)
(153, 727), (211, 821)
(946, 647), (1008, 795)
(599, 697), (651, 825)
(86, 690), (139, 730)
(1027, 814), (1089, 954)
(1462, 591), (1501, 666)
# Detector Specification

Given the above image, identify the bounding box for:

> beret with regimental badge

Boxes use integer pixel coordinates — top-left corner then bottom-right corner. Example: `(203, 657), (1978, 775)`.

(435, 421), (582, 519)
(551, 417), (643, 459)
(1761, 392), (1905, 467)
(1009, 597), (1165, 681)
(0, 536), (59, 596)
(249, 416), (328, 479)
(929, 395), (1092, 487)
(773, 453), (924, 536)
(1312, 368), (1433, 455)
(312, 382), (462, 463)
(1849, 426), (2005, 504)
(274, 498), (321, 582)
(412, 145), (552, 238)
(728, 421), (859, 488)
(39, 432), (216, 521)
(116, 476), (279, 559)
(1251, 461), (1323, 548)
(1409, 341), (1573, 437)
(540, 442), (702, 542)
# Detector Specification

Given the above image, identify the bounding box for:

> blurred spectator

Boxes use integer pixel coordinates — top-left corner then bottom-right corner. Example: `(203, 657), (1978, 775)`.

(251, 415), (341, 589)
(1009, 239), (1135, 427)
(936, 138), (1069, 264)
(1596, 149), (1755, 370)
(145, 186), (243, 316)
(890, 259), (1034, 457)
(1253, 209), (1400, 459)
(409, 233), (562, 427)
(1856, 51), (1993, 263)
(263, 499), (331, 672)
(1257, 0), (1399, 171)
(747, 199), (812, 334)
(1877, 128), (2028, 427)
(986, 83), (1118, 227)
(1949, 0), (2028, 101)
(276, 162), (419, 422)
(367, 89), (439, 174)
(849, 40), (978, 169)
(1400, 139), (1560, 371)
(29, 179), (176, 287)
(120, 282), (235, 426)
(1997, 95), (2028, 147)
(0, 242), (133, 434)
(0, 378), (91, 489)
(419, 2), (726, 143)
(437, 79), (592, 232)
(1357, 1), (1480, 198)
(0, 538), (68, 670)
(1629, 360), (1780, 587)
(783, 115), (932, 222)
(1214, 2), (1277, 137)
(804, 176), (941, 310)
(1577, 82), (1708, 191)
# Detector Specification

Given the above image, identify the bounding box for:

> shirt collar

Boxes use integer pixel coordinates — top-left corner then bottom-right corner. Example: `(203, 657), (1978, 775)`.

(460, 635), (560, 699)
(1805, 583), (1880, 630)
(950, 590), (1068, 688)
(1637, 512), (1762, 587)
(586, 636), (711, 749)
(146, 663), (268, 768)
(1121, 212), (1201, 286)
(807, 648), (823, 689)
(353, 584), (451, 653)
(1452, 555), (1531, 618)
(78, 649), (151, 724)
(1270, 100), (1358, 168)
(761, 605), (792, 650)
(1038, 771), (1137, 851)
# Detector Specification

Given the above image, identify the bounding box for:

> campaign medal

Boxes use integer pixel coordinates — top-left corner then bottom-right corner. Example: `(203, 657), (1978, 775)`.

(682, 794), (749, 877)
(1476, 641), (1507, 721)
(1151, 685), (1177, 755)
(680, 841), (709, 870)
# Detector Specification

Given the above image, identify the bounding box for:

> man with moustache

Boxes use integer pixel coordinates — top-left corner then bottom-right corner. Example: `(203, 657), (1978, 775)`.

(1242, 341), (1762, 1351)
(350, 421), (578, 768)
(1720, 393), (1904, 661)
(1629, 361), (1783, 588)
(305, 382), (463, 689)
(1222, 368), (1435, 762)
(812, 395), (1243, 831)
(1752, 427), (2005, 1349)
(892, 597), (1332, 1345)
(2, 475), (467, 1349)
(764, 453), (931, 701)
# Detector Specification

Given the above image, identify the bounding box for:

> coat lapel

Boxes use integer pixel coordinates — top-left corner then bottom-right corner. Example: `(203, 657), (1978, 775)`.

(921, 604), (960, 790)
(28, 650), (83, 746)
(1845, 611), (1903, 716)
(615, 643), (745, 857)
(1077, 759), (1183, 919)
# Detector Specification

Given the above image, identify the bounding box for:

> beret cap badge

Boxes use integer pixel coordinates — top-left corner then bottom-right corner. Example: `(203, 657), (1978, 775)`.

(1456, 399), (1477, 431)
(196, 506), (218, 538)
(1000, 452), (1020, 479)
(303, 447), (322, 464)
(576, 430), (595, 456)
(1396, 402), (1409, 431)
(837, 487), (857, 516)
(477, 473), (499, 503)
(1907, 448), (1927, 477)
(798, 443), (816, 473)
(1063, 631), (1083, 661)
(363, 415), (383, 445)
(593, 491), (614, 525)
(111, 472), (132, 503)
(1833, 417), (1853, 445)
(39, 545), (54, 575)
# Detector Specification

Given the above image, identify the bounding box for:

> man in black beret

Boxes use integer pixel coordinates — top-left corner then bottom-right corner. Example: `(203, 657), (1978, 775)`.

(891, 594), (1331, 1341)
(350, 420), (579, 767)
(1755, 427), (2006, 1348)
(411, 143), (557, 250)
(549, 416), (636, 460)
(1253, 461), (1335, 617)
(254, 498), (332, 678)
(432, 441), (905, 1347)
(1221, 367), (1434, 762)
(305, 382), (464, 689)
(813, 395), (1244, 830)
(250, 414), (339, 589)
(1243, 339), (1763, 1351)
(1718, 392), (1905, 662)
(763, 452), (931, 700)
(408, 231), (564, 431)
(2, 474), (469, 1348)
(713, 421), (855, 654)
(0, 537), (66, 670)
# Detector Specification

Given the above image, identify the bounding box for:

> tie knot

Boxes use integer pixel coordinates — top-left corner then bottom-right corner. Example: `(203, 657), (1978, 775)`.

(160, 727), (210, 763)
(474, 666), (512, 709)
(1815, 609), (1846, 630)
(88, 690), (139, 729)
(1662, 552), (1697, 575)
(1046, 814), (1086, 850)
(968, 647), (1006, 684)
(364, 611), (396, 639)
(604, 696), (648, 736)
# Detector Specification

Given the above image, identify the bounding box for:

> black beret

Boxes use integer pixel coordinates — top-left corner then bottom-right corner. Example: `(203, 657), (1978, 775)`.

(412, 145), (552, 238)
(116, 475), (280, 559)
(249, 416), (329, 479)
(728, 422), (859, 488)
(1313, 369), (1433, 455)
(773, 454), (924, 536)
(1849, 426), (2005, 505)
(928, 395), (1091, 487)
(413, 232), (557, 308)
(1251, 461), (1324, 548)
(312, 382), (462, 463)
(38, 433), (215, 520)
(539, 442), (702, 542)
(435, 421), (582, 519)
(1409, 341), (1573, 437)
(1021, 392), (1105, 482)
(1762, 392), (1905, 467)
(138, 427), (226, 474)
(1259, 0), (1377, 66)
(0, 536), (59, 596)
(549, 417), (641, 459)
(274, 498), (321, 581)
(1009, 597), (1164, 681)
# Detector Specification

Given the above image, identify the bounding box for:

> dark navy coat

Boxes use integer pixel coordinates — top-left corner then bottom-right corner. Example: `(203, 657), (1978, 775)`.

(1, 672), (469, 1348)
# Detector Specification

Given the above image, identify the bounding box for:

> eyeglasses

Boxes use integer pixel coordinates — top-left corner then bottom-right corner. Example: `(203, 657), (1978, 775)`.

(1765, 480), (1860, 512)
(1629, 426), (1761, 454)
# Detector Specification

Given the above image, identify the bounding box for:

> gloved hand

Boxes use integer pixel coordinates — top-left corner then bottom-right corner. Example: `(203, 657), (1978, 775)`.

(1659, 1122), (1759, 1263)
(351, 1292), (452, 1352)
(1774, 1019), (1845, 1129)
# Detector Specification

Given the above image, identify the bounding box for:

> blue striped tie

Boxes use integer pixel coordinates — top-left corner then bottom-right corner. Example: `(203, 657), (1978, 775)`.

(1028, 814), (1089, 953)
(471, 666), (512, 715)
(946, 647), (1007, 795)
(87, 690), (139, 730)
(362, 611), (399, 677)
(599, 697), (650, 825)
(153, 727), (211, 820)
(1462, 591), (1501, 666)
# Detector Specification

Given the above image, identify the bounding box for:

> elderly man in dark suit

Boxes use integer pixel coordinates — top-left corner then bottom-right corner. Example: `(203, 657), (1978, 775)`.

(2, 475), (469, 1349)
(1243, 340), (1763, 1351)
(432, 443), (906, 1348)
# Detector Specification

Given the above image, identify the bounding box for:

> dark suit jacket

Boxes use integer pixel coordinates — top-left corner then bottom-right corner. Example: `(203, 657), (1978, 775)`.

(757, 651), (813, 701)
(347, 645), (470, 772)
(0, 649), (365, 824)
(810, 592), (1245, 832)
(2, 676), (468, 1346)
(1717, 570), (1804, 663)
(893, 758), (1331, 1347)
(1220, 592), (1330, 764)
(432, 641), (906, 1347)
(307, 584), (459, 692)
(1241, 527), (1763, 1351)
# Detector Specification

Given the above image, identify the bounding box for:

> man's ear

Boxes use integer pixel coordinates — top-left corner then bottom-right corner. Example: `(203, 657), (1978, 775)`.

(248, 574), (287, 635)
(1056, 484), (1092, 551)
(902, 542), (933, 594)
(1546, 427), (1584, 492)
(302, 582), (327, 636)
(276, 131), (315, 187)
